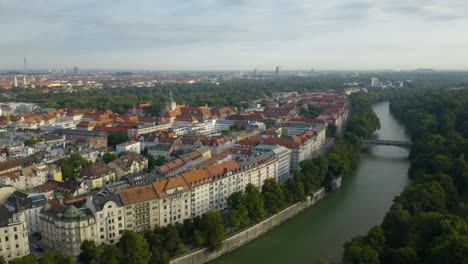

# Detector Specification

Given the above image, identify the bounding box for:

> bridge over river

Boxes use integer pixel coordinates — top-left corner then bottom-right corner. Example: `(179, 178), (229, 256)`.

(362, 139), (411, 149)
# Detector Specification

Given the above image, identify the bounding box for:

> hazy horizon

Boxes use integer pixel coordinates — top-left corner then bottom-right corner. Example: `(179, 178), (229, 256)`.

(1, 0), (467, 71)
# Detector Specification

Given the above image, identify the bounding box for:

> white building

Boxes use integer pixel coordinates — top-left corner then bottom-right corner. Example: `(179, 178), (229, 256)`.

(214, 119), (234, 133)
(116, 140), (141, 155)
(252, 144), (292, 183)
(189, 120), (216, 135)
(39, 121), (77, 132)
(5, 191), (47, 235)
(206, 160), (244, 212)
(239, 152), (278, 190)
(0, 175), (26, 191)
(183, 160), (244, 217)
(0, 206), (30, 262)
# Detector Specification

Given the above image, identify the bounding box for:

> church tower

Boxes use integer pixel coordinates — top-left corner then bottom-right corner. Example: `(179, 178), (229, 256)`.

(166, 90), (177, 112)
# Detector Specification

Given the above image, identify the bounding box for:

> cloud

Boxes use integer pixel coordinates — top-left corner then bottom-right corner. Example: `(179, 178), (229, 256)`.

(0, 0), (467, 70)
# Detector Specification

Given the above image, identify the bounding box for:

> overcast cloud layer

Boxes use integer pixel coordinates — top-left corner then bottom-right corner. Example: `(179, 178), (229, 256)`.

(1, 0), (467, 70)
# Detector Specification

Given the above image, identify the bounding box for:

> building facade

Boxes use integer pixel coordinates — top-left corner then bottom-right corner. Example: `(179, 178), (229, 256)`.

(0, 205), (30, 262)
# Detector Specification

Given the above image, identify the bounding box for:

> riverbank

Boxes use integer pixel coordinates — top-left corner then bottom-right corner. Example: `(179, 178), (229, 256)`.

(209, 101), (410, 264)
(170, 186), (331, 264)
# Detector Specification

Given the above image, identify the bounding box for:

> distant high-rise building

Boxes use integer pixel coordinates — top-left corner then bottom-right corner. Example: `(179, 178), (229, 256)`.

(13, 75), (18, 87)
(275, 66), (279, 76)
(309, 68), (315, 76)
(371, 77), (380, 87)
(24, 57), (27, 74)
(23, 75), (28, 87)
(254, 68), (257, 76)
(73, 66), (79, 75)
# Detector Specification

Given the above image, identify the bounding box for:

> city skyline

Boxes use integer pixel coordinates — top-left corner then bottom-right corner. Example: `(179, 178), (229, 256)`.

(1, 0), (468, 71)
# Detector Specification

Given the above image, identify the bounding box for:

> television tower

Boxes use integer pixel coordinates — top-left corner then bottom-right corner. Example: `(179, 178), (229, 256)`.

(24, 57), (27, 74)
(23, 57), (28, 86)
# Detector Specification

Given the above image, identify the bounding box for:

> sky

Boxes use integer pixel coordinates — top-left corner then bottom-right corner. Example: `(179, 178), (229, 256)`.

(1, 0), (468, 71)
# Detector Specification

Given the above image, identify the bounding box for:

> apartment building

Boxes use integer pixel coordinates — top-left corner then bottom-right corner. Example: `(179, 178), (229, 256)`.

(119, 184), (159, 232)
(252, 144), (292, 183)
(85, 193), (125, 245)
(5, 191), (47, 235)
(0, 205), (29, 262)
(153, 176), (191, 227)
(239, 152), (278, 190)
(40, 200), (97, 256)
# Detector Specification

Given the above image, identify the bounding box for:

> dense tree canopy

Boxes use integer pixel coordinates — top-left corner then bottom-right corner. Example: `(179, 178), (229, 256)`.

(108, 131), (129, 148)
(343, 88), (468, 264)
(56, 153), (90, 180)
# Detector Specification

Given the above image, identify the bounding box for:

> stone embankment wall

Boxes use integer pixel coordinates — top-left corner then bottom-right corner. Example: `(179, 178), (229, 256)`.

(170, 183), (336, 264)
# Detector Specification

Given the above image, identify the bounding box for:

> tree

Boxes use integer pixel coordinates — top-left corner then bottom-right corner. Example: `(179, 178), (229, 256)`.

(56, 154), (90, 180)
(283, 177), (305, 203)
(102, 152), (116, 164)
(154, 155), (168, 167)
(38, 252), (56, 264)
(229, 123), (242, 132)
(162, 224), (184, 256)
(0, 256), (6, 264)
(39, 252), (75, 264)
(24, 137), (37, 147)
(343, 240), (379, 264)
(228, 205), (250, 230)
(98, 244), (121, 264)
(9, 255), (37, 264)
(381, 204), (412, 248)
(382, 247), (420, 264)
(396, 181), (447, 214)
(201, 211), (225, 251)
(326, 123), (337, 137)
(108, 131), (129, 148)
(244, 184), (266, 222)
(145, 154), (156, 172)
(118, 230), (151, 264)
(300, 104), (323, 119)
(261, 179), (286, 214)
(426, 234), (468, 264)
(80, 240), (99, 264)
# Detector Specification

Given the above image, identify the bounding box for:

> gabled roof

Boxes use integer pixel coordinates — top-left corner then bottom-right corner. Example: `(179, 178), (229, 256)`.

(118, 184), (158, 205)
(182, 168), (210, 188)
(152, 175), (190, 198)
(206, 160), (241, 178)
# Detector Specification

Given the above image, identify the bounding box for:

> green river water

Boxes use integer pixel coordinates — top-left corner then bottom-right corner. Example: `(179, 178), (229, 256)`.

(211, 101), (411, 264)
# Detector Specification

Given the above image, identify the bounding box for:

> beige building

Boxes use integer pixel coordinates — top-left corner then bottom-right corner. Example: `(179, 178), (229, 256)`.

(80, 162), (116, 190)
(0, 184), (14, 204)
(182, 168), (212, 217)
(108, 152), (148, 179)
(85, 193), (125, 245)
(153, 176), (191, 227)
(0, 205), (30, 262)
(40, 200), (97, 256)
(119, 184), (160, 232)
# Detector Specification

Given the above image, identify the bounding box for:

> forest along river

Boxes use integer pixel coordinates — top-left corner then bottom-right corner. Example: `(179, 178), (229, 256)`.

(210, 101), (411, 264)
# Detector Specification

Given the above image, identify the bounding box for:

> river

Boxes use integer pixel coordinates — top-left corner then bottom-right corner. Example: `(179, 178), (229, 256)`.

(211, 101), (411, 264)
